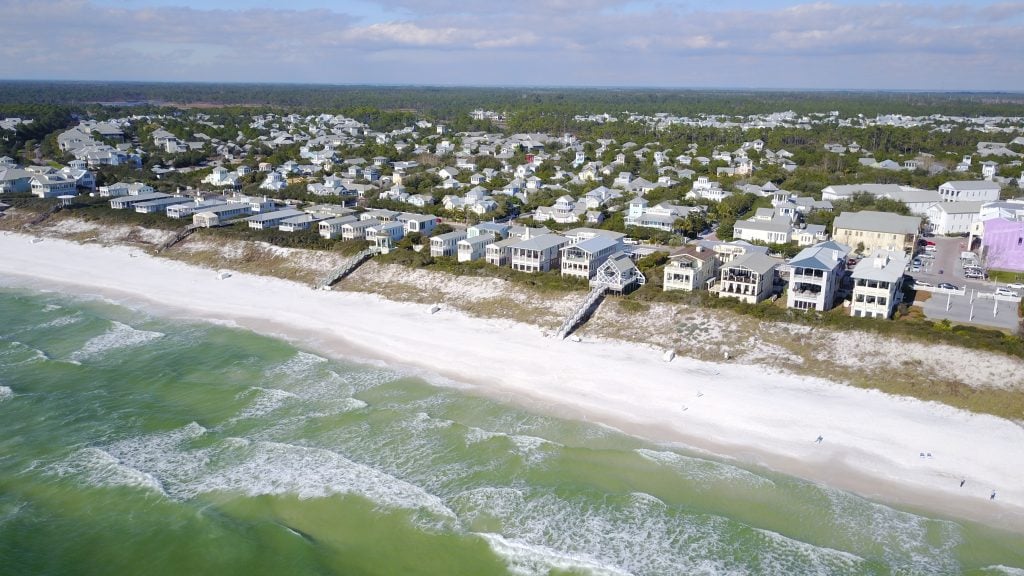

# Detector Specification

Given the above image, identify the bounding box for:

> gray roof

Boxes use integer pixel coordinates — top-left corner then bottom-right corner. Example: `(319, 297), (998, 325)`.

(942, 180), (1001, 191)
(885, 189), (941, 204)
(833, 211), (921, 235)
(789, 241), (850, 270)
(246, 209), (305, 223)
(930, 201), (985, 215)
(604, 251), (639, 273)
(852, 250), (908, 283)
(823, 183), (904, 197)
(726, 252), (782, 276)
(735, 216), (791, 234)
(562, 235), (619, 254)
(458, 233), (496, 247)
(512, 233), (568, 251)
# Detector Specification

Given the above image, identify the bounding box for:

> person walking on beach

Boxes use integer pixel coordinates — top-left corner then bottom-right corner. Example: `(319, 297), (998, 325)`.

(815, 436), (823, 444)
(960, 479), (965, 488)
(991, 491), (997, 500)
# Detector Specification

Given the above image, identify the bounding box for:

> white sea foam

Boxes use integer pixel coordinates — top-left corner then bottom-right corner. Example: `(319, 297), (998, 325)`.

(36, 312), (82, 329)
(981, 566), (1024, 575)
(0, 341), (48, 366)
(463, 427), (559, 465)
(480, 532), (633, 576)
(265, 351), (327, 379)
(52, 447), (167, 496)
(822, 485), (962, 573)
(41, 304), (63, 312)
(233, 387), (299, 420)
(635, 448), (776, 489)
(53, 422), (456, 525)
(0, 386), (13, 402)
(68, 321), (164, 363)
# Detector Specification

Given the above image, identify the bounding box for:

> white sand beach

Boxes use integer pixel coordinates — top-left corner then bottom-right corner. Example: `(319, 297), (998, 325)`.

(2, 233), (1023, 532)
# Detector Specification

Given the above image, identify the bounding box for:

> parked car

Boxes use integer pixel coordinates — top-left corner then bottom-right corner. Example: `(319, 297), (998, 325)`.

(924, 245), (937, 252)
(912, 258), (922, 266)
(995, 287), (1020, 298)
(1007, 282), (1024, 290)
(913, 279), (934, 288)
(937, 282), (959, 290)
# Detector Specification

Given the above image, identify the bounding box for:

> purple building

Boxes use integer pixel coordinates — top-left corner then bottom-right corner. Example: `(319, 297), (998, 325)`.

(982, 218), (1024, 272)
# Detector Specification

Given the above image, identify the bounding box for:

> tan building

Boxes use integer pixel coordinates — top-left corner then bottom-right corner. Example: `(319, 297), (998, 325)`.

(832, 211), (920, 254)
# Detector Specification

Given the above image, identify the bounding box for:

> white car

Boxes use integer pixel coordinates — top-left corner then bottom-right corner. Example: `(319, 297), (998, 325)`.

(1007, 282), (1024, 290)
(995, 287), (1020, 298)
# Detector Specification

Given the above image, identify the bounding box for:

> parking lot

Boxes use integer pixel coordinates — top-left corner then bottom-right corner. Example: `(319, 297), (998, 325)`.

(907, 236), (1021, 332)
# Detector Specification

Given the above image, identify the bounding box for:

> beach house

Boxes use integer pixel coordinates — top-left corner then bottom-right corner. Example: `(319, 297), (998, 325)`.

(430, 230), (468, 257)
(712, 252), (782, 304)
(663, 245), (720, 292)
(559, 235), (623, 279)
(318, 216), (358, 239)
(246, 208), (306, 230)
(457, 233), (496, 262)
(785, 241), (850, 312)
(850, 250), (908, 319)
(192, 203), (253, 227)
(509, 234), (568, 273)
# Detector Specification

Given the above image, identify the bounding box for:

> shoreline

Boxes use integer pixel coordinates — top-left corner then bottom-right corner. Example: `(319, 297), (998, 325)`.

(2, 233), (1023, 533)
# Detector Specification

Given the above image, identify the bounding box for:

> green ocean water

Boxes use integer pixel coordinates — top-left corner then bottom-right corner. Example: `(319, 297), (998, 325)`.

(1, 287), (1023, 576)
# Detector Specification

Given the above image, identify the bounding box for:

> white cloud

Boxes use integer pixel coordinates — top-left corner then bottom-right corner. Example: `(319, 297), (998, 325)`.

(0, 0), (1021, 89)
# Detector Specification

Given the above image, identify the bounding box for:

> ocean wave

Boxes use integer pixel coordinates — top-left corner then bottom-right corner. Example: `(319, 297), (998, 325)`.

(464, 427), (560, 466)
(41, 304), (63, 312)
(480, 532), (632, 576)
(0, 341), (49, 366)
(822, 485), (963, 573)
(454, 486), (874, 576)
(51, 422), (456, 525)
(233, 387), (299, 420)
(68, 321), (164, 363)
(980, 566), (1024, 576)
(51, 447), (167, 496)
(36, 312), (83, 329)
(635, 448), (776, 489)
(0, 386), (13, 402)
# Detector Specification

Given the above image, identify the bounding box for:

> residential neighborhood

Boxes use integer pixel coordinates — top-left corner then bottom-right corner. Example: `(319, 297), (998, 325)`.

(3, 102), (1023, 334)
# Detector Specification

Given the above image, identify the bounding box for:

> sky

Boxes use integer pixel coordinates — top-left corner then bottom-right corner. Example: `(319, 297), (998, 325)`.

(2, 0), (1023, 91)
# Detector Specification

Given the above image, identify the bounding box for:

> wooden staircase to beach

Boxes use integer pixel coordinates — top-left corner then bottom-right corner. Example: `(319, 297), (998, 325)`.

(24, 203), (64, 228)
(315, 248), (376, 290)
(158, 224), (199, 253)
(555, 285), (607, 339)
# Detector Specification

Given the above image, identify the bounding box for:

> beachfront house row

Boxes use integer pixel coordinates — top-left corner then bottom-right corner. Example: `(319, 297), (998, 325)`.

(430, 230), (468, 257)
(831, 211), (921, 254)
(247, 208), (306, 230)
(712, 252), (782, 304)
(192, 203), (253, 227)
(509, 234), (569, 273)
(366, 220), (405, 251)
(319, 216), (358, 239)
(590, 252), (646, 294)
(663, 245), (720, 292)
(785, 241), (851, 312)
(279, 213), (325, 233)
(559, 235), (622, 279)
(398, 213), (439, 236)
(457, 232), (496, 262)
(166, 199), (226, 219)
(110, 192), (172, 210)
(850, 250), (909, 319)
(134, 196), (190, 214)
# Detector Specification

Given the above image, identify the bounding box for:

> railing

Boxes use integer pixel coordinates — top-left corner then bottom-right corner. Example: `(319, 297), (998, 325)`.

(314, 248), (376, 290)
(157, 224), (199, 253)
(555, 285), (607, 339)
(24, 203), (63, 227)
